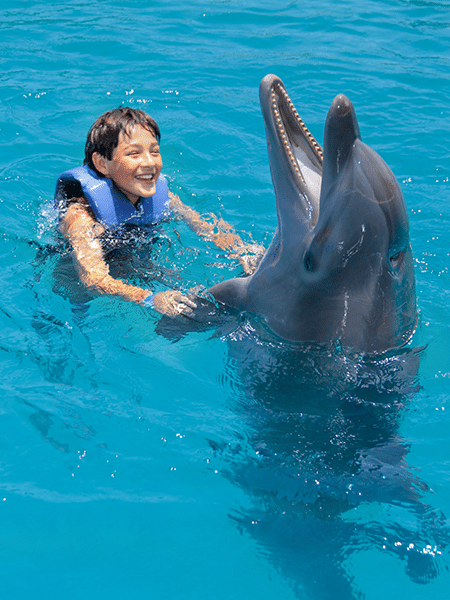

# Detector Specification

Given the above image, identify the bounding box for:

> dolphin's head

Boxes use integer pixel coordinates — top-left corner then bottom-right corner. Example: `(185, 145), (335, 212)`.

(257, 75), (417, 353)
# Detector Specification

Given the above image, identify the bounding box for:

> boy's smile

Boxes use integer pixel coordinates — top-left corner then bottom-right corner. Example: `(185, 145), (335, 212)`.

(93, 125), (163, 205)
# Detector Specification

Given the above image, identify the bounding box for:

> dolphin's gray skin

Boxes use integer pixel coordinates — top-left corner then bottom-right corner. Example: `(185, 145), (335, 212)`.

(209, 75), (417, 354)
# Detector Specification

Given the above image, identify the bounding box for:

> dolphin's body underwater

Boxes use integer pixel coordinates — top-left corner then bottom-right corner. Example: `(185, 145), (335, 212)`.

(209, 75), (417, 354)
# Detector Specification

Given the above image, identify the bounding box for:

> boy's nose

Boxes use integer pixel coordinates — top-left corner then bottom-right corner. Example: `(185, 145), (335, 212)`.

(141, 151), (155, 165)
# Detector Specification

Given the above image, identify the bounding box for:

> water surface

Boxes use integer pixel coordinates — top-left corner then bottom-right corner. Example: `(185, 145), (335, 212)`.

(1, 1), (449, 598)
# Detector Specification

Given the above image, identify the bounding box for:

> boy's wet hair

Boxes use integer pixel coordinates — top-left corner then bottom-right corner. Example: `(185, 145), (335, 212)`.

(84, 107), (161, 174)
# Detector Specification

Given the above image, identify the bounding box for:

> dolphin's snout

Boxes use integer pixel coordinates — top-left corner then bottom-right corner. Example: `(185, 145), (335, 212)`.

(259, 74), (282, 99)
(261, 73), (278, 86)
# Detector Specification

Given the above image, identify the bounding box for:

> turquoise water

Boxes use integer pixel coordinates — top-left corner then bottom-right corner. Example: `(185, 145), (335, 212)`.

(1, 0), (450, 598)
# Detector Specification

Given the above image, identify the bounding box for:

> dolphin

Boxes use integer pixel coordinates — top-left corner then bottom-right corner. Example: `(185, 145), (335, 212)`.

(209, 74), (417, 354)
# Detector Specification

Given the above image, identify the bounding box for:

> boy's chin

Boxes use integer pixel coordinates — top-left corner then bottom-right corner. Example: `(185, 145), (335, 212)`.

(140, 178), (159, 195)
(128, 183), (157, 199)
(138, 186), (156, 198)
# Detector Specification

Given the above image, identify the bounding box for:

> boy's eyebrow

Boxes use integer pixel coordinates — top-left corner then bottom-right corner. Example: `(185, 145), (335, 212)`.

(124, 141), (160, 149)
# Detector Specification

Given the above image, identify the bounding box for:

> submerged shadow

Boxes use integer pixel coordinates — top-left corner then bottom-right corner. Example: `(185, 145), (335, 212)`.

(205, 324), (447, 599)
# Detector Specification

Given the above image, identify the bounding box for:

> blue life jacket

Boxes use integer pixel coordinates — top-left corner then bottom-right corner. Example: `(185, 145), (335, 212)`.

(54, 164), (171, 227)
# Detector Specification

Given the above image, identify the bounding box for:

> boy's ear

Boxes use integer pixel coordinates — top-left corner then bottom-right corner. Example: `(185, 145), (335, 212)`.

(92, 152), (111, 177)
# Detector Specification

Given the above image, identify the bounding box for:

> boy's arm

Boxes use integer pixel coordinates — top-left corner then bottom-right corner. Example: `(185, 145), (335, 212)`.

(61, 198), (149, 302)
(169, 192), (265, 274)
(60, 198), (196, 316)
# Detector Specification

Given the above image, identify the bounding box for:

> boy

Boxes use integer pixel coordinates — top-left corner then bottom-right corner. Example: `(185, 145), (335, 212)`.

(55, 107), (263, 317)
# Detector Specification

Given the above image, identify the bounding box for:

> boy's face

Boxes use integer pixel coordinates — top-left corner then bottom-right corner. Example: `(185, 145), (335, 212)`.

(94, 125), (163, 204)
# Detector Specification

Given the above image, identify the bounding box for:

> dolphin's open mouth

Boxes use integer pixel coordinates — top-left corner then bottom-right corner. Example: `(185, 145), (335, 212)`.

(260, 75), (324, 226)
(269, 80), (323, 183)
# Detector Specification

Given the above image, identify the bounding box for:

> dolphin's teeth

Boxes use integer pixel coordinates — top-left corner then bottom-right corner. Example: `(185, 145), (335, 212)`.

(271, 82), (324, 164)
(271, 83), (311, 183)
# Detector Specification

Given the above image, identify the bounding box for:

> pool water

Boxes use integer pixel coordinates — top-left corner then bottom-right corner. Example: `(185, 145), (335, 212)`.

(1, 1), (449, 598)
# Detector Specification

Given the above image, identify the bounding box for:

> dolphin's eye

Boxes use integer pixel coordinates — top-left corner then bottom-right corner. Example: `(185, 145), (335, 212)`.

(390, 250), (404, 267)
(304, 250), (317, 272)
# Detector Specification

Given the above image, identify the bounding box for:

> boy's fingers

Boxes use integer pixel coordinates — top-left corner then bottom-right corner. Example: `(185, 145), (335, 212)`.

(153, 290), (197, 317)
(172, 292), (197, 309)
(183, 296), (197, 309)
(179, 305), (195, 317)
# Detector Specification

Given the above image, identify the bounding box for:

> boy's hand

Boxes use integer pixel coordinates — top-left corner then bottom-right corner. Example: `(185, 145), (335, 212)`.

(153, 290), (197, 318)
(233, 243), (265, 275)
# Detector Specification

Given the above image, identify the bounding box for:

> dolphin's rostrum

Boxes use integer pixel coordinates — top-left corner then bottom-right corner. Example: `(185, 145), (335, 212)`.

(209, 74), (417, 354)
